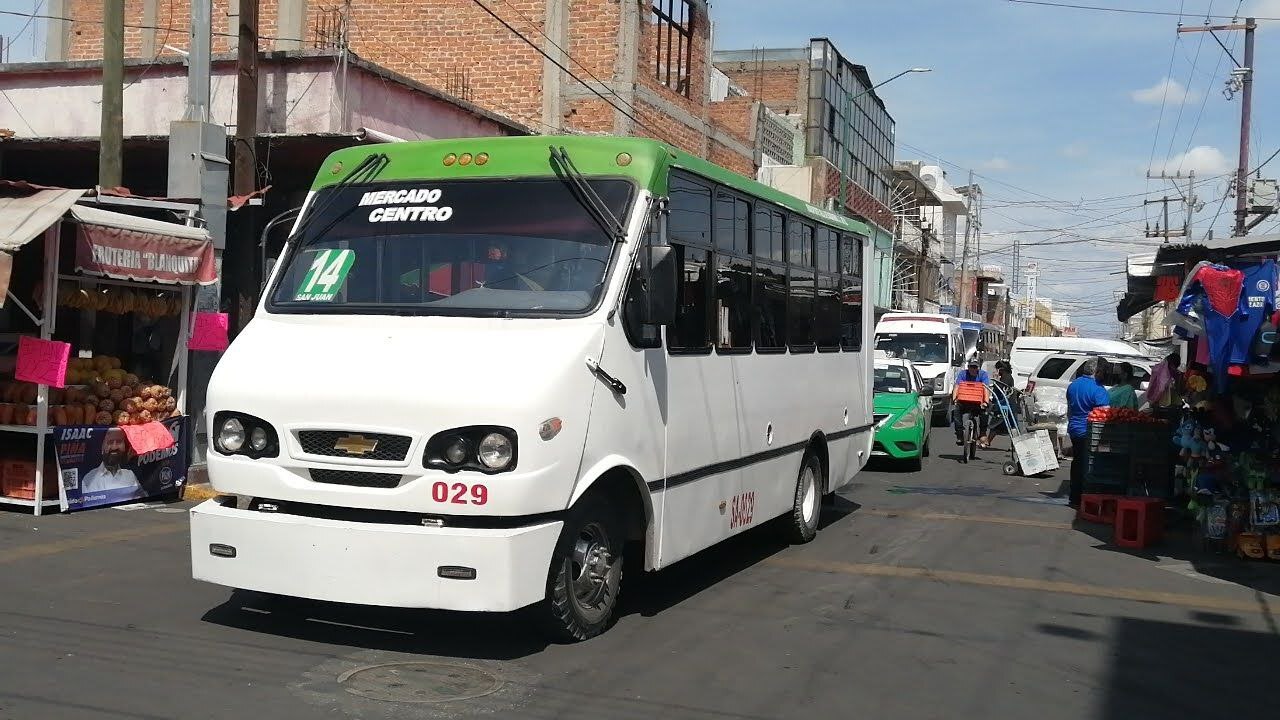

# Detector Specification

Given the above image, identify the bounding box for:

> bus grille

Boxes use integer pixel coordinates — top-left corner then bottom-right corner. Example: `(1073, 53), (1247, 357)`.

(309, 469), (404, 489)
(297, 431), (412, 462)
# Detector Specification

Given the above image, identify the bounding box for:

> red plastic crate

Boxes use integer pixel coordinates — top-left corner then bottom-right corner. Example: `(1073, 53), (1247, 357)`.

(1078, 493), (1124, 524)
(1114, 497), (1164, 549)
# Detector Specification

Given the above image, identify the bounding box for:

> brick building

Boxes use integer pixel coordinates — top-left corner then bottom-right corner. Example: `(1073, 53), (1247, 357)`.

(48, 0), (756, 175)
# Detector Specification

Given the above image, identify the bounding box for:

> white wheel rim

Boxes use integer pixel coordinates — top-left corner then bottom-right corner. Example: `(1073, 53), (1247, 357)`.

(801, 466), (817, 524)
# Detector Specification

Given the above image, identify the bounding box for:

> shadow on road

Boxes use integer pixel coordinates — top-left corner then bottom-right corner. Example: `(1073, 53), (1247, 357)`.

(1099, 616), (1280, 719)
(200, 495), (867, 658)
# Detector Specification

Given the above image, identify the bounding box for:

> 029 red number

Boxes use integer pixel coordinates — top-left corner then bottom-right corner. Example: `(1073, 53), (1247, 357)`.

(431, 481), (488, 505)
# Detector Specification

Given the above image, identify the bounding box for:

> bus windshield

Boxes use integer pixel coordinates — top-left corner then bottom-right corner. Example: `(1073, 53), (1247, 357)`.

(269, 178), (636, 316)
(875, 333), (949, 363)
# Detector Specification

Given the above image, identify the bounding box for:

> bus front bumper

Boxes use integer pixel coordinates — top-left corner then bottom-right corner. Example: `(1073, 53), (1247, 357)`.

(190, 500), (561, 612)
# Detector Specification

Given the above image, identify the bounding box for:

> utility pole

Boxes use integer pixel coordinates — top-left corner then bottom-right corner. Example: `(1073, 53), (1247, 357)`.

(99, 0), (125, 188)
(231, 0), (260, 333)
(1179, 17), (1256, 236)
(917, 229), (929, 312)
(1236, 18), (1256, 236)
(957, 169), (974, 317)
(1143, 171), (1198, 240)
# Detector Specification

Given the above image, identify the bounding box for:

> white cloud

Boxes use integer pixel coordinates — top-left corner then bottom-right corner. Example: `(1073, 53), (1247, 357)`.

(981, 157), (1011, 171)
(1061, 141), (1088, 158)
(1152, 145), (1233, 176)
(1131, 77), (1199, 105)
(1246, 1), (1280, 30)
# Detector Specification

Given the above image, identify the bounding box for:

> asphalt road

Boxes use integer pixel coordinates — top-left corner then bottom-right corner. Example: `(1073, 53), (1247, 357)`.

(3, 429), (1279, 720)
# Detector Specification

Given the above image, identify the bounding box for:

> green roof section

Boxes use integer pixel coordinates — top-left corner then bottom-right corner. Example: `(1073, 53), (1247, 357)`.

(311, 135), (873, 238)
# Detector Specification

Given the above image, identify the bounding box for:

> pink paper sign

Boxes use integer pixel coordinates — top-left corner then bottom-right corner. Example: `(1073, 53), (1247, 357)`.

(15, 336), (71, 388)
(189, 312), (229, 352)
(121, 421), (176, 455)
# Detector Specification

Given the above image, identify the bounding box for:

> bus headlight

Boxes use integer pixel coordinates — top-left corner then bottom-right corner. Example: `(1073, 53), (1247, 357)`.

(218, 418), (245, 453)
(212, 412), (279, 458)
(424, 426), (518, 474)
(478, 432), (514, 470)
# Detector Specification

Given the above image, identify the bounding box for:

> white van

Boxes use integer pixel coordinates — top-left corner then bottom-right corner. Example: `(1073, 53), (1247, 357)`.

(1009, 336), (1153, 389)
(874, 313), (965, 419)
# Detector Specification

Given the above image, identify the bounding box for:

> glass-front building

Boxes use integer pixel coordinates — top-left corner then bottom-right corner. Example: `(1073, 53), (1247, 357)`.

(805, 38), (895, 209)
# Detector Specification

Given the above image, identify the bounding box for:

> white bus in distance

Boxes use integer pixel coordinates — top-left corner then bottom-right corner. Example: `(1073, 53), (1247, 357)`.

(189, 137), (876, 642)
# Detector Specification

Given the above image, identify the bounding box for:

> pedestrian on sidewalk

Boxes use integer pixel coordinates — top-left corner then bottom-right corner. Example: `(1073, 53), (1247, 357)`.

(1107, 362), (1140, 410)
(1066, 359), (1109, 508)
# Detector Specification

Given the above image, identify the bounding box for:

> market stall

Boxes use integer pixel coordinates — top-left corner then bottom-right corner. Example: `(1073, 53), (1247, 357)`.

(0, 186), (216, 514)
(1113, 233), (1280, 556)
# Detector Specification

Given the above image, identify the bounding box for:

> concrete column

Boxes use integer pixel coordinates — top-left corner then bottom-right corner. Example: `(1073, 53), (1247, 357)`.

(44, 0), (70, 61)
(276, 0), (307, 50)
(542, 0), (568, 132)
(613, 0), (640, 135)
(141, 0), (159, 57)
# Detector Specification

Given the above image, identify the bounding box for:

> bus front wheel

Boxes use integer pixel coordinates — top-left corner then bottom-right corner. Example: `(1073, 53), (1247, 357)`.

(536, 495), (624, 642)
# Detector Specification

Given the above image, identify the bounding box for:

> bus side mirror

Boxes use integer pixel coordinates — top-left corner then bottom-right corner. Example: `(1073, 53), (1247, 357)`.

(645, 245), (678, 326)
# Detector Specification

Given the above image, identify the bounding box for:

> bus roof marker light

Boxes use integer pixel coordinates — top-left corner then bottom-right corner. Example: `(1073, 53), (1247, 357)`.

(459, 153), (474, 166)
(616, 152), (632, 167)
(330, 161), (344, 175)
(539, 417), (563, 441)
(475, 152), (490, 166)
(443, 153), (457, 166)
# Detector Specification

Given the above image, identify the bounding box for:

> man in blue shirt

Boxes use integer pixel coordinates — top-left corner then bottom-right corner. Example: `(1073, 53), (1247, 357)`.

(1065, 359), (1110, 508)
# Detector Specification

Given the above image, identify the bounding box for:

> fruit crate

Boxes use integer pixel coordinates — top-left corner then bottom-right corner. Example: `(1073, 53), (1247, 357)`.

(1087, 421), (1136, 454)
(1085, 453), (1129, 488)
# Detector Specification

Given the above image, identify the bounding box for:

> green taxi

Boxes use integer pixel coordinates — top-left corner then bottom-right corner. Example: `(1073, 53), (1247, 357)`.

(872, 357), (934, 470)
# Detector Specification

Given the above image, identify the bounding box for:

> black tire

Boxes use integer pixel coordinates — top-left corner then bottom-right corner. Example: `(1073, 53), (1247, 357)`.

(784, 453), (822, 544)
(1002, 461), (1018, 476)
(533, 495), (624, 643)
(905, 452), (923, 472)
(922, 432), (931, 458)
(967, 441), (978, 461)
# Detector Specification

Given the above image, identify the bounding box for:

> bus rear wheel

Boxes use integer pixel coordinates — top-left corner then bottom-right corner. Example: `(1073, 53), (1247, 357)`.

(535, 496), (624, 643)
(784, 453), (822, 544)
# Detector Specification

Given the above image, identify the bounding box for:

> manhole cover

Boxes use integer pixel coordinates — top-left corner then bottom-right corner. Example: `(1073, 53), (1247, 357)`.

(337, 661), (503, 704)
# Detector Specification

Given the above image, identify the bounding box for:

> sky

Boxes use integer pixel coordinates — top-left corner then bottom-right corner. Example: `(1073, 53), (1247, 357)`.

(711, 0), (1280, 335)
(3, 1), (1280, 336)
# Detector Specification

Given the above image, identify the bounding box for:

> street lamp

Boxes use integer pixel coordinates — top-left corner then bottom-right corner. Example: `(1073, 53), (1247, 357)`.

(850, 67), (931, 102)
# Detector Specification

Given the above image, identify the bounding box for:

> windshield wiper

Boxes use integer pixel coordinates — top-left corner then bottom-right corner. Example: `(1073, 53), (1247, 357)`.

(287, 152), (392, 243)
(549, 145), (626, 242)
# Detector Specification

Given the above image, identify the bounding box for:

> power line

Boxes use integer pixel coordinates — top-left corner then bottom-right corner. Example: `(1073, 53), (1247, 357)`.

(1005, 0), (1278, 20)
(7, 1), (44, 56)
(1162, 1), (1211, 171)
(1144, 1), (1185, 223)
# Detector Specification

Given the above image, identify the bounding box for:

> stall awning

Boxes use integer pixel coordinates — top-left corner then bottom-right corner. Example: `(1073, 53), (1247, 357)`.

(70, 205), (216, 285)
(0, 188), (89, 252)
(1118, 234), (1280, 322)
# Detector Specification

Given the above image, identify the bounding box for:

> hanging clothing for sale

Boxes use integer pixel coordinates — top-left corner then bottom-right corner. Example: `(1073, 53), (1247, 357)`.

(1178, 260), (1279, 391)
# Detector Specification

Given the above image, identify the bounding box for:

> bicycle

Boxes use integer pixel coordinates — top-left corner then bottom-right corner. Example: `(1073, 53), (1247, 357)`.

(959, 408), (980, 463)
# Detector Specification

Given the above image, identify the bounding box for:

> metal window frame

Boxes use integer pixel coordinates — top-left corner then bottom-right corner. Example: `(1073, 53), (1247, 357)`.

(652, 0), (695, 97)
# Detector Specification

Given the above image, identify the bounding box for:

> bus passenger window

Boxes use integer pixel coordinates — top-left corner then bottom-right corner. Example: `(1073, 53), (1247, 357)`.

(668, 175), (712, 245)
(839, 275), (862, 351)
(787, 266), (815, 350)
(667, 245), (711, 352)
(715, 255), (752, 350)
(815, 273), (841, 350)
(753, 262), (787, 351)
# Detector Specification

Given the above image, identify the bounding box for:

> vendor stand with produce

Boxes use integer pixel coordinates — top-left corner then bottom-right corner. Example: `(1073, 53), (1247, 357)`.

(0, 186), (215, 514)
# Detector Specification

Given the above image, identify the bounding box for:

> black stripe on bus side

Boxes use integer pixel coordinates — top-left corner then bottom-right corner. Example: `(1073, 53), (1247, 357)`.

(646, 423), (875, 492)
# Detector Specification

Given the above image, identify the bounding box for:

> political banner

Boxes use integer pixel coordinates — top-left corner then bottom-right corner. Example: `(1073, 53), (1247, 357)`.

(53, 416), (188, 510)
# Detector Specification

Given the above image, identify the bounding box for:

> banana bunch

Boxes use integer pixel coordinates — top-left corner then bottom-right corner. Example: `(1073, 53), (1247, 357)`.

(56, 282), (183, 318)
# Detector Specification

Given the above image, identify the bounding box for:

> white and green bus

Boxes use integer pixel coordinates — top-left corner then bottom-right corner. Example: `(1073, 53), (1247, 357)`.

(191, 136), (875, 640)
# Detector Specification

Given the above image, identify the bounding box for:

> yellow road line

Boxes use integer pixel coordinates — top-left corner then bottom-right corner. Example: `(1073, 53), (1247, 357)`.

(859, 507), (1074, 530)
(769, 556), (1279, 615)
(0, 521), (186, 565)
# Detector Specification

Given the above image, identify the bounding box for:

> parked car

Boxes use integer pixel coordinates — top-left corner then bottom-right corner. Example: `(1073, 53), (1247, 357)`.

(872, 356), (934, 470)
(1010, 335), (1153, 389)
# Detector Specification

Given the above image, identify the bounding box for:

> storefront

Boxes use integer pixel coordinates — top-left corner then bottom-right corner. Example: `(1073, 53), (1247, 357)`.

(1112, 233), (1280, 556)
(0, 184), (217, 515)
